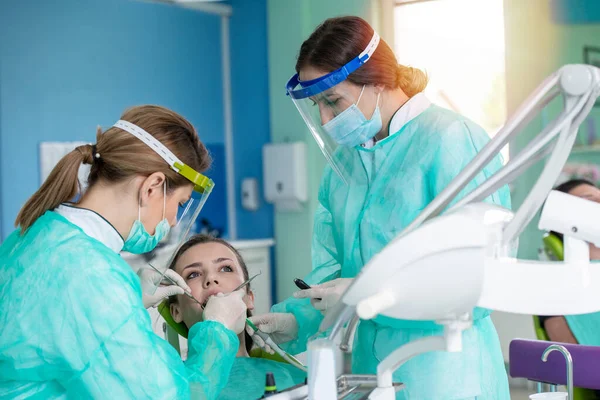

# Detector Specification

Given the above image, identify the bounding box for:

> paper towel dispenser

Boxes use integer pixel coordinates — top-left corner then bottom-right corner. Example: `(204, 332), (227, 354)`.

(263, 142), (307, 212)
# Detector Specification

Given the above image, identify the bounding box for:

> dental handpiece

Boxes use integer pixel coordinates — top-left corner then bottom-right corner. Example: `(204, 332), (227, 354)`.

(246, 319), (307, 372)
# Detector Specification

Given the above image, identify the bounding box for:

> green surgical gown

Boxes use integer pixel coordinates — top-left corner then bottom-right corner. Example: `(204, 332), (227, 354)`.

(273, 105), (512, 399)
(218, 357), (306, 399)
(0, 211), (238, 399)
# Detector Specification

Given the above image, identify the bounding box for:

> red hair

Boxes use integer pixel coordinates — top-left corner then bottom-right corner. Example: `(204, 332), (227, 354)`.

(296, 16), (427, 97)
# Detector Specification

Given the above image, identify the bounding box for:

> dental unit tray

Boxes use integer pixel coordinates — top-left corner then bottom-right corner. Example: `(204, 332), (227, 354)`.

(264, 375), (404, 399)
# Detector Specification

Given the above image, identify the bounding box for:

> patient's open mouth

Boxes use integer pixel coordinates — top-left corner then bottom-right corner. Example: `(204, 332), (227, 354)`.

(198, 289), (224, 309)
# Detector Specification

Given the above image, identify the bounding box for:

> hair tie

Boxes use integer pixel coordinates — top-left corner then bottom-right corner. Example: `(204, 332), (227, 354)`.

(91, 144), (100, 160)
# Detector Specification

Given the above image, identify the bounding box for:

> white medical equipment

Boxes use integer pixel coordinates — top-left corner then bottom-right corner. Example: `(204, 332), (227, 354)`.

(265, 64), (600, 399)
(263, 142), (308, 212)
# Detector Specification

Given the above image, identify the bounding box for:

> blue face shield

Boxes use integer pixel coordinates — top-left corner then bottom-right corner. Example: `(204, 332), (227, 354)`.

(286, 30), (381, 185)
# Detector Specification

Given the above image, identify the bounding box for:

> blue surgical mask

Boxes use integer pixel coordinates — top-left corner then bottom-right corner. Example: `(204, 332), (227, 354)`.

(323, 86), (382, 147)
(123, 183), (171, 254)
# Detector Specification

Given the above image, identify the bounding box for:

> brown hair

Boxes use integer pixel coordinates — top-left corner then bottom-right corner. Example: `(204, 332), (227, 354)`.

(168, 234), (253, 354)
(296, 16), (427, 97)
(15, 105), (211, 232)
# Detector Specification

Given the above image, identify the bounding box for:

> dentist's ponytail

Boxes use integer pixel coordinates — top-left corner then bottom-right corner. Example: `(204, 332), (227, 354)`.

(15, 142), (96, 232)
(296, 16), (428, 97)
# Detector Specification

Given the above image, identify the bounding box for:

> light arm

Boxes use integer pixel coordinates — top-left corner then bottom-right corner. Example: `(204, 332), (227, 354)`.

(399, 71), (561, 236)
(400, 65), (599, 241)
(296, 65), (600, 400)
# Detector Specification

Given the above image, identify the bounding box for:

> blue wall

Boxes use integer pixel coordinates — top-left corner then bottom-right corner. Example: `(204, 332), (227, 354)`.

(229, 0), (273, 240)
(0, 0), (273, 241)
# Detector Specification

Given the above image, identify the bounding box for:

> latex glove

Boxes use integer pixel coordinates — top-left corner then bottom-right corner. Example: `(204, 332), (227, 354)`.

(246, 313), (298, 351)
(139, 267), (191, 309)
(293, 278), (353, 313)
(203, 290), (247, 334)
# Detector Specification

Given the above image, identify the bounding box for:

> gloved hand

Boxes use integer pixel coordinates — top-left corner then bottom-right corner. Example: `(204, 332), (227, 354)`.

(246, 313), (298, 352)
(203, 290), (248, 334)
(139, 267), (191, 309)
(293, 278), (353, 314)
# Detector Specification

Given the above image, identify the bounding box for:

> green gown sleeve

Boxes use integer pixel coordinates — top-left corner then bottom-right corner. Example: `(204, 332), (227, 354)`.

(271, 177), (342, 354)
(61, 256), (239, 399)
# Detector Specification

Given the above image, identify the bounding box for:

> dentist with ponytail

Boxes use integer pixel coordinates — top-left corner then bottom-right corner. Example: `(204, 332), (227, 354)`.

(0, 105), (247, 399)
(249, 16), (512, 399)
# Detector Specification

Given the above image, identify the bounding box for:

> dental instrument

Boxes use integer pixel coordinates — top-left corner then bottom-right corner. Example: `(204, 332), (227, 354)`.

(294, 278), (322, 301)
(230, 271), (262, 294)
(293, 278), (311, 291)
(261, 372), (279, 398)
(147, 263), (205, 308)
(149, 265), (261, 309)
(198, 271), (262, 308)
(246, 319), (307, 372)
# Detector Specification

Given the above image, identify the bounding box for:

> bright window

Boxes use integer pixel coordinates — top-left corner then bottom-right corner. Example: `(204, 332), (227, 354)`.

(394, 0), (508, 159)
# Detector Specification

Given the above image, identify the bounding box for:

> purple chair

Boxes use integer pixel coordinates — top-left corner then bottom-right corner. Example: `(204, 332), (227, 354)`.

(510, 339), (600, 398)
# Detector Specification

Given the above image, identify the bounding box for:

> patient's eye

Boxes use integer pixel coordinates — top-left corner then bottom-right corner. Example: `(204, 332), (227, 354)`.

(220, 265), (233, 273)
(187, 271), (200, 279)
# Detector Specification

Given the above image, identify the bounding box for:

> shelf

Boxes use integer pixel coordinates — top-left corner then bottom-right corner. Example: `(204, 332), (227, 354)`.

(229, 238), (275, 250)
(571, 145), (600, 154)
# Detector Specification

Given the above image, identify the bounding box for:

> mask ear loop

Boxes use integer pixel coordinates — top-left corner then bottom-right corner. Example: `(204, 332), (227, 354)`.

(356, 86), (381, 119)
(358, 86), (381, 120)
(356, 85), (367, 106)
(372, 92), (382, 119)
(138, 191), (142, 222)
(162, 181), (167, 221)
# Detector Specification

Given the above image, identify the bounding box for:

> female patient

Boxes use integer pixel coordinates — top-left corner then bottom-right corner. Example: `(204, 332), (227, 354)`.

(165, 235), (306, 399)
(539, 179), (600, 345)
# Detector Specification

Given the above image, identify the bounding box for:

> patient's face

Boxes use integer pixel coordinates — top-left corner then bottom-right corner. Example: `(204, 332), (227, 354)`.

(169, 241), (255, 328)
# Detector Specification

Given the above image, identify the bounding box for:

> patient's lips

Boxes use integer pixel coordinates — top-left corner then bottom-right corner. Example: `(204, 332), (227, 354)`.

(198, 288), (225, 308)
